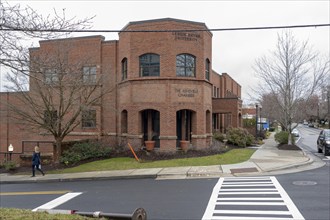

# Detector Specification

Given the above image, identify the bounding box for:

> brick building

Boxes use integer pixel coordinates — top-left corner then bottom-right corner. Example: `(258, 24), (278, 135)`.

(0, 18), (242, 159)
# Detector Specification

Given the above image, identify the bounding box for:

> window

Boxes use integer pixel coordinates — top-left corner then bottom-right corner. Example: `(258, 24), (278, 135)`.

(121, 110), (128, 133)
(82, 109), (96, 128)
(44, 110), (58, 126)
(44, 69), (59, 84)
(205, 59), (210, 80)
(83, 66), (97, 84)
(121, 58), (127, 80)
(139, 54), (160, 77)
(176, 54), (196, 77)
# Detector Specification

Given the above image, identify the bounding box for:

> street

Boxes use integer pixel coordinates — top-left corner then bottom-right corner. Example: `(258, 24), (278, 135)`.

(1, 125), (329, 220)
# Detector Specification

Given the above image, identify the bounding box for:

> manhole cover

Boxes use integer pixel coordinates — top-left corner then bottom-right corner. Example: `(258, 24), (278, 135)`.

(292, 181), (317, 186)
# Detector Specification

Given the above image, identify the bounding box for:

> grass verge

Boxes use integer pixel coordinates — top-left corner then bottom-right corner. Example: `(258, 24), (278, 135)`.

(51, 148), (255, 174)
(0, 208), (105, 220)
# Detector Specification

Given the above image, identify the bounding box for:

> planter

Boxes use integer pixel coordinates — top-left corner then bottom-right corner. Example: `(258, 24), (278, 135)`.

(145, 140), (155, 151)
(180, 140), (190, 152)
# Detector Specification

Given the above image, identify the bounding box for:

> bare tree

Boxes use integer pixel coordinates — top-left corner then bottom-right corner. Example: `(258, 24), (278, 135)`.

(5, 41), (113, 163)
(0, 1), (103, 163)
(254, 31), (329, 144)
(1, 0), (93, 78)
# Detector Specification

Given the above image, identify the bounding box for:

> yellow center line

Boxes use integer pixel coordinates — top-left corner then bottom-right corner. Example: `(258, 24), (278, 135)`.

(0, 190), (71, 196)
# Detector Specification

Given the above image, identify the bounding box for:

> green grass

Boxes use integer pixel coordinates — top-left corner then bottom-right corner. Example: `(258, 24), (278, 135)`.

(51, 148), (255, 174)
(0, 208), (105, 220)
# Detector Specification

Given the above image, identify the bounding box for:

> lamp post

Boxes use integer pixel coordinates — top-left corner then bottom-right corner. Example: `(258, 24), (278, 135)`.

(255, 104), (259, 138)
(327, 86), (330, 129)
(8, 144), (13, 161)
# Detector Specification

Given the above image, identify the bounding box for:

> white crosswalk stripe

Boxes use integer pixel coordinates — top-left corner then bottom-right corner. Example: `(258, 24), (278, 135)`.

(202, 176), (304, 220)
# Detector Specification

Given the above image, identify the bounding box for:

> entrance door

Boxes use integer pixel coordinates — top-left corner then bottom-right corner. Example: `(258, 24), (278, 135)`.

(176, 110), (192, 147)
(142, 109), (160, 148)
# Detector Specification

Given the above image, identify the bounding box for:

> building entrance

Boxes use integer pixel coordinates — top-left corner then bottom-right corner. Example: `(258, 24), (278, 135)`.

(176, 109), (193, 147)
(141, 109), (160, 148)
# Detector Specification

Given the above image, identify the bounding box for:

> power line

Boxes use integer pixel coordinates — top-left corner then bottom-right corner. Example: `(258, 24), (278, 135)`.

(1, 23), (329, 33)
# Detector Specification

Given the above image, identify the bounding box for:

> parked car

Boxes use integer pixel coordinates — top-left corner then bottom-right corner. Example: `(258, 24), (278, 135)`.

(308, 123), (314, 127)
(317, 129), (330, 156)
(291, 128), (299, 137)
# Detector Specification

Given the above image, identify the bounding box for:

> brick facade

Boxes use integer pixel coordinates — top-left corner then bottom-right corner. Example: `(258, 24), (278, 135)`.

(0, 18), (242, 160)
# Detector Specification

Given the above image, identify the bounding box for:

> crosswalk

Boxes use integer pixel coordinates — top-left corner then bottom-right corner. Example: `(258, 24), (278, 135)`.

(202, 176), (304, 220)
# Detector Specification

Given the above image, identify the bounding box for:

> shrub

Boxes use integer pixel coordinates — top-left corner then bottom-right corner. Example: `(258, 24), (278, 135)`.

(3, 161), (19, 171)
(269, 127), (275, 132)
(213, 132), (225, 142)
(226, 127), (255, 147)
(60, 142), (112, 166)
(274, 131), (289, 144)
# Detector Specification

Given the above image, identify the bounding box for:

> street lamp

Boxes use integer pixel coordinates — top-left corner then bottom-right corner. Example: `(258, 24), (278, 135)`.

(8, 144), (14, 161)
(255, 104), (259, 138)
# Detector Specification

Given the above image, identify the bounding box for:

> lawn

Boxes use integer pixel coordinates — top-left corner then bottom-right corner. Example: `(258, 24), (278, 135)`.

(50, 148), (255, 174)
(0, 208), (104, 220)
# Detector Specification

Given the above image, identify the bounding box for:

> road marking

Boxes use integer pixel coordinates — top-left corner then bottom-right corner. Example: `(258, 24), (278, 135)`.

(32, 192), (82, 212)
(271, 177), (304, 220)
(0, 191), (71, 196)
(202, 176), (304, 220)
(323, 156), (330, 160)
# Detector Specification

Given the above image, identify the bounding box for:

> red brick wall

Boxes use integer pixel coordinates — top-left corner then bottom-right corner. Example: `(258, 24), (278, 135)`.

(0, 18), (244, 160)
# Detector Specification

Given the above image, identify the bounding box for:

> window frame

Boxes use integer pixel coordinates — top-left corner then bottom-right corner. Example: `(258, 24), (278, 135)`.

(82, 109), (96, 128)
(176, 54), (196, 77)
(44, 69), (59, 84)
(121, 58), (128, 80)
(82, 66), (97, 84)
(44, 110), (58, 127)
(205, 58), (210, 80)
(139, 53), (160, 77)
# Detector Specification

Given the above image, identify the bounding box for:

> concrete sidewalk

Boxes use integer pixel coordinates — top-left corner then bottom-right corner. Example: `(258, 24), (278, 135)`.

(0, 134), (325, 184)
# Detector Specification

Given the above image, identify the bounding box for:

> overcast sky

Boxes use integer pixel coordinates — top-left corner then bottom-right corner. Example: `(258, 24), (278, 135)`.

(1, 0), (329, 103)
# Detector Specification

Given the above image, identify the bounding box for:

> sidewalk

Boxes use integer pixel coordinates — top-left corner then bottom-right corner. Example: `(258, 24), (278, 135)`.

(0, 134), (325, 184)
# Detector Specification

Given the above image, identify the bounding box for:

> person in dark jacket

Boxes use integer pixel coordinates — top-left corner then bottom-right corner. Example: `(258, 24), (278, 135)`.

(32, 146), (45, 177)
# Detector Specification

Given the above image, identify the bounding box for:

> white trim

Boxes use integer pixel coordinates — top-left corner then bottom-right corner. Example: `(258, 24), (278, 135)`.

(32, 192), (82, 212)
(271, 176), (304, 220)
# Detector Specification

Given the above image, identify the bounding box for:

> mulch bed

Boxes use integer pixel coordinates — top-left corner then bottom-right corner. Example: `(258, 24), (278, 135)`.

(1, 143), (236, 174)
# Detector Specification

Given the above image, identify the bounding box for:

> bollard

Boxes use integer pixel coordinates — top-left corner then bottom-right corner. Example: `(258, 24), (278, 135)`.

(38, 208), (147, 220)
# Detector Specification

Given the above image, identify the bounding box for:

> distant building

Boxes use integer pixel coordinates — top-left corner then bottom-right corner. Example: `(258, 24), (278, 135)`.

(0, 18), (242, 160)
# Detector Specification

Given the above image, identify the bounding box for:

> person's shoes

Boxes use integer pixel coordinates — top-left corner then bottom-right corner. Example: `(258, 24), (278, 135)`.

(31, 175), (35, 177)
(42, 173), (45, 176)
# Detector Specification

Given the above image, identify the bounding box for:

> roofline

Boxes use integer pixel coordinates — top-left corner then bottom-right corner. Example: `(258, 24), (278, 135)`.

(120, 18), (212, 35)
(39, 35), (105, 44)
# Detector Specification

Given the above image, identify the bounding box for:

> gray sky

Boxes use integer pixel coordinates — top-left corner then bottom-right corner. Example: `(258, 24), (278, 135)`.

(1, 0), (329, 103)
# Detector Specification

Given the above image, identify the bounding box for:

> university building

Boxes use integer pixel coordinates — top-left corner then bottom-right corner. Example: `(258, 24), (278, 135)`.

(0, 18), (242, 159)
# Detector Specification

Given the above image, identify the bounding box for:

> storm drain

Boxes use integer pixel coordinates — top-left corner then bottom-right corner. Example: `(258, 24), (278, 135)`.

(230, 167), (258, 174)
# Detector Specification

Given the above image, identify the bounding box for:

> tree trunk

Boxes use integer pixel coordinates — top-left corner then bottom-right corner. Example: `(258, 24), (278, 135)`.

(53, 137), (63, 164)
(288, 133), (292, 145)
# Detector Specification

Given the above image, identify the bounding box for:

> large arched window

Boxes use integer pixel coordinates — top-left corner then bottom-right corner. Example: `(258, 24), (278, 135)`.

(139, 53), (160, 77)
(121, 58), (127, 80)
(176, 54), (196, 77)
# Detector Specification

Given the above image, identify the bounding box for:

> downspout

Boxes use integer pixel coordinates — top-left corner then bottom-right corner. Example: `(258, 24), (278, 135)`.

(115, 41), (118, 138)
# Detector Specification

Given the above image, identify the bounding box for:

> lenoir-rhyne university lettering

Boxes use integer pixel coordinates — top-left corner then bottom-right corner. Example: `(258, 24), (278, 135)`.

(172, 32), (201, 41)
(175, 88), (199, 97)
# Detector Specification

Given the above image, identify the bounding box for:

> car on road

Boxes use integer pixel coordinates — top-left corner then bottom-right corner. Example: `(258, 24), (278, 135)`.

(291, 128), (299, 137)
(317, 129), (330, 156)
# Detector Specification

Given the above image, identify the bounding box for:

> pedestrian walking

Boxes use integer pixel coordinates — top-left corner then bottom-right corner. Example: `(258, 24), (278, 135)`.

(31, 146), (45, 177)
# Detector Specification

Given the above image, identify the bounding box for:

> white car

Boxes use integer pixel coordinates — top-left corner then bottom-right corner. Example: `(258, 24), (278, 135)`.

(291, 128), (299, 137)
